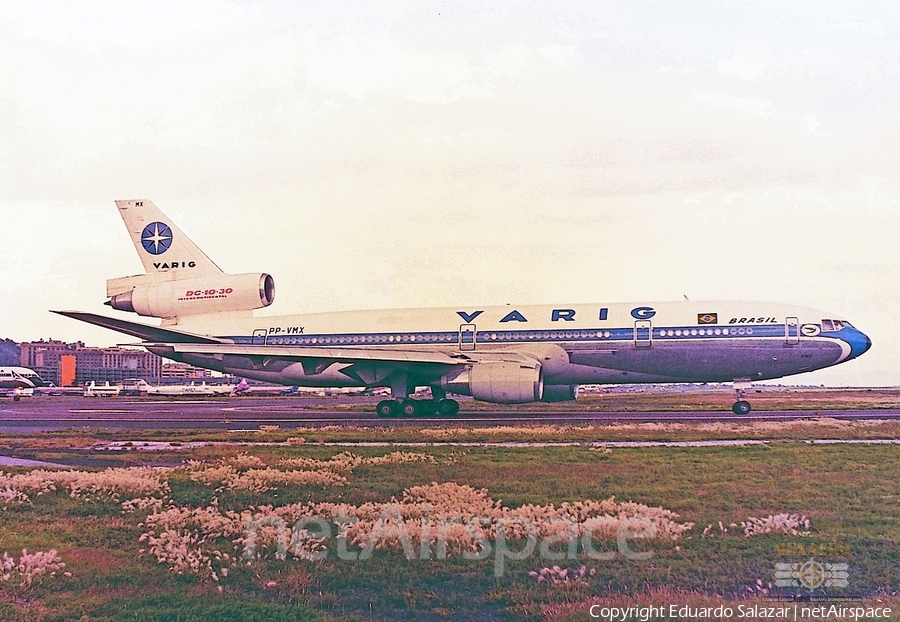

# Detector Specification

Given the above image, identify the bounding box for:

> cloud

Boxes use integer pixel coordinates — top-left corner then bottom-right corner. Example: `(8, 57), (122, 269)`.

(2, 1), (257, 50)
(812, 21), (891, 39)
(307, 37), (483, 103)
(0, 2), (898, 384)
(693, 91), (775, 119)
(306, 40), (580, 103)
(659, 66), (698, 74)
(804, 114), (826, 136)
(716, 41), (775, 81)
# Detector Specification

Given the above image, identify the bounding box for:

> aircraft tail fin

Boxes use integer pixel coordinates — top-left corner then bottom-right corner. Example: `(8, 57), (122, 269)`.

(116, 200), (222, 276)
(103, 201), (274, 321)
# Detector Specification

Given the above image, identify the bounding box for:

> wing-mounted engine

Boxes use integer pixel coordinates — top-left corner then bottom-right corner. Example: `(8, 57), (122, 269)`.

(541, 384), (578, 402)
(106, 272), (275, 319)
(441, 360), (544, 404)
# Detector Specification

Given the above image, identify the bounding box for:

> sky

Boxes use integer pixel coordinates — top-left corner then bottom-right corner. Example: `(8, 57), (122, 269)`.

(1, 1), (898, 386)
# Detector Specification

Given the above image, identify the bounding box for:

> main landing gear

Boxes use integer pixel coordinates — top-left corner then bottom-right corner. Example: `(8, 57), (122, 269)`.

(377, 376), (460, 417)
(732, 379), (752, 415)
(376, 398), (460, 418)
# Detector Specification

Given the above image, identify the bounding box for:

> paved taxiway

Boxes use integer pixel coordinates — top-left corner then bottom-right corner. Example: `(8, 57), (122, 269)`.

(2, 396), (900, 432)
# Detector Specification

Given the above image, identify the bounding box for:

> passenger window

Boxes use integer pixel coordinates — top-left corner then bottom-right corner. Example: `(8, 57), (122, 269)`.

(821, 319), (835, 332)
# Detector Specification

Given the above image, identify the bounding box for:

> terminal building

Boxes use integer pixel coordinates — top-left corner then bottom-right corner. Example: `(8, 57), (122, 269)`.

(19, 339), (162, 387)
(160, 361), (213, 379)
(17, 339), (223, 386)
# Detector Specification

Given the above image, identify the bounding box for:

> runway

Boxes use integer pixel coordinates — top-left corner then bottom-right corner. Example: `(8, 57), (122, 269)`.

(2, 396), (900, 432)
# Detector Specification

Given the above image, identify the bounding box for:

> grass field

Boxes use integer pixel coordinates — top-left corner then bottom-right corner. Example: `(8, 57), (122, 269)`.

(0, 415), (898, 620)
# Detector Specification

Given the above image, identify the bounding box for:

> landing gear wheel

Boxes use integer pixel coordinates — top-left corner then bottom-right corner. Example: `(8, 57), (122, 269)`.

(732, 400), (752, 415)
(437, 399), (459, 416)
(376, 400), (399, 418)
(12, 396), (20, 402)
(401, 400), (418, 417)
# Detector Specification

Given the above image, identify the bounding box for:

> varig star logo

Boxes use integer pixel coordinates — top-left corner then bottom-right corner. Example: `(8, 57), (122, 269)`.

(801, 324), (822, 337)
(774, 559), (849, 589)
(141, 222), (173, 255)
(697, 313), (718, 325)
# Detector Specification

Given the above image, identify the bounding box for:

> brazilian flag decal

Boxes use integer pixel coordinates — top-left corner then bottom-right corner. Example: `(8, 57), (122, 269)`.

(698, 313), (718, 325)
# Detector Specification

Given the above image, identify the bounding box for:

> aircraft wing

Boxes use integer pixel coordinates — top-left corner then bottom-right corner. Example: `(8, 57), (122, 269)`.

(144, 342), (470, 367)
(53, 311), (473, 373)
(144, 342), (475, 388)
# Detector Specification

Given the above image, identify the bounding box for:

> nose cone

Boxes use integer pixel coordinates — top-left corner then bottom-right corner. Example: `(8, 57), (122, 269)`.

(844, 328), (872, 360)
(860, 333), (872, 357)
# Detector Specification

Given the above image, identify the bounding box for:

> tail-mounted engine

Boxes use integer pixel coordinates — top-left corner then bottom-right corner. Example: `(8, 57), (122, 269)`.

(106, 272), (275, 319)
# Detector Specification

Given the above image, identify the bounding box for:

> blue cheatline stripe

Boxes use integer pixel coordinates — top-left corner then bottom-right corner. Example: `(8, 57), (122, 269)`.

(226, 324), (794, 347)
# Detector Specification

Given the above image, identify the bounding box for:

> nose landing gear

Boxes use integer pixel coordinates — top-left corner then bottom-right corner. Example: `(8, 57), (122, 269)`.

(732, 400), (752, 415)
(732, 378), (752, 415)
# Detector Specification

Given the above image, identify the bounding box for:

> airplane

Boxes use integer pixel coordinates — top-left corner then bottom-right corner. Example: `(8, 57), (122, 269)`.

(279, 385), (371, 397)
(0, 367), (47, 401)
(122, 378), (247, 397)
(55, 200), (872, 417)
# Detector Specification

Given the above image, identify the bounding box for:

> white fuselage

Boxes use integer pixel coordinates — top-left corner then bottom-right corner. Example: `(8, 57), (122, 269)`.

(134, 380), (236, 396)
(0, 367), (46, 390)
(164, 300), (870, 390)
(58, 200), (874, 410)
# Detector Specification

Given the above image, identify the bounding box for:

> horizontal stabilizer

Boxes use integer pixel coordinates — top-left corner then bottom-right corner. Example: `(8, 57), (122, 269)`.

(51, 311), (226, 344)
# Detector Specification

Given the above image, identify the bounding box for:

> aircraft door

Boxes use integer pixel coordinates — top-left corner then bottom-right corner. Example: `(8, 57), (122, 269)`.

(459, 324), (477, 351)
(634, 320), (652, 348)
(252, 329), (268, 346)
(785, 317), (800, 345)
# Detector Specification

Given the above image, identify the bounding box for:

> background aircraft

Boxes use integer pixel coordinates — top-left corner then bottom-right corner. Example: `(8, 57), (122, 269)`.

(121, 378), (249, 397)
(0, 367), (46, 401)
(57, 200), (871, 416)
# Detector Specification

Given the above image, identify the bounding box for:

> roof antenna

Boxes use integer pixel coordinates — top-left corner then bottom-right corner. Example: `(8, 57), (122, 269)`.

(683, 294), (690, 301)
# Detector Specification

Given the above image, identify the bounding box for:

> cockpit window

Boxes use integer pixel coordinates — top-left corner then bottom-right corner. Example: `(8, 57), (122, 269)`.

(821, 319), (852, 331)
